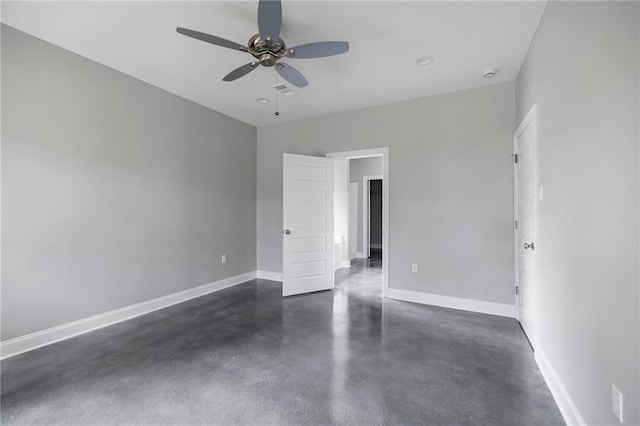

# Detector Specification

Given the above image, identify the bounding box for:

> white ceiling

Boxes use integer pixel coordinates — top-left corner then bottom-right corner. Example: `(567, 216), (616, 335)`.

(1, 1), (547, 127)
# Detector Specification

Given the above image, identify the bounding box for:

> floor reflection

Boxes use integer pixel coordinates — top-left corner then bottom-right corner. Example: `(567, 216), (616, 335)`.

(331, 256), (383, 423)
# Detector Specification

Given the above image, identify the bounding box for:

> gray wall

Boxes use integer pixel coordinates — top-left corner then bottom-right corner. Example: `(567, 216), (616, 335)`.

(1, 26), (257, 341)
(349, 157), (383, 253)
(257, 82), (515, 305)
(516, 2), (639, 424)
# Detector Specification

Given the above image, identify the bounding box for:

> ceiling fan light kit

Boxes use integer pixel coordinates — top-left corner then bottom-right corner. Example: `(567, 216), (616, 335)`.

(176, 0), (349, 89)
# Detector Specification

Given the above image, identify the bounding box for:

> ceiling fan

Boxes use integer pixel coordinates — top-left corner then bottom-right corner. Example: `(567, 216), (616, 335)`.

(176, 0), (349, 88)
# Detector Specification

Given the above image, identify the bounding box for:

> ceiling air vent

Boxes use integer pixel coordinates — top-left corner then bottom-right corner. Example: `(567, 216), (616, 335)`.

(273, 83), (297, 97)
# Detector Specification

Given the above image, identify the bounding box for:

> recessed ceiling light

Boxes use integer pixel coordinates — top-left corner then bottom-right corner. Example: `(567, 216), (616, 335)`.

(256, 98), (270, 104)
(483, 68), (498, 79)
(416, 56), (434, 66)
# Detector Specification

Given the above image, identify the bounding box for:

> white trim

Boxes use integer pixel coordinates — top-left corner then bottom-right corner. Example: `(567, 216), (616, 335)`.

(362, 175), (383, 259)
(326, 148), (383, 160)
(0, 271), (257, 360)
(327, 148), (389, 297)
(387, 288), (516, 318)
(355, 252), (366, 259)
(257, 270), (283, 282)
(513, 121), (520, 321)
(348, 182), (358, 261)
(535, 349), (586, 426)
(364, 177), (369, 258)
(339, 260), (351, 269)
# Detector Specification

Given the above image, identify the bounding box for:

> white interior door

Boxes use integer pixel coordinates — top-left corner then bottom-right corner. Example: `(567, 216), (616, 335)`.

(348, 182), (358, 260)
(282, 153), (334, 297)
(515, 107), (538, 347)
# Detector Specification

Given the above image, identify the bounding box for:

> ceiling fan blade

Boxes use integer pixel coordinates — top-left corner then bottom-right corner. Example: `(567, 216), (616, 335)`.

(275, 63), (308, 88)
(258, 0), (282, 42)
(177, 27), (248, 52)
(223, 62), (260, 82)
(286, 41), (350, 59)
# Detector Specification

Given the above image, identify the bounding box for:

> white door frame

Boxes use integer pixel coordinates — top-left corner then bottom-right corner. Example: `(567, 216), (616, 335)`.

(513, 104), (539, 347)
(326, 147), (389, 298)
(363, 174), (383, 258)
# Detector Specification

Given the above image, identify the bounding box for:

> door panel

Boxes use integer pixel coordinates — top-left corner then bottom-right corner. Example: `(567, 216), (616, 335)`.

(283, 153), (334, 297)
(516, 111), (538, 347)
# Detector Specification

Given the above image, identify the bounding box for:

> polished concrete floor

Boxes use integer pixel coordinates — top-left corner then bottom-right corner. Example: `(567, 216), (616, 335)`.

(1, 259), (563, 425)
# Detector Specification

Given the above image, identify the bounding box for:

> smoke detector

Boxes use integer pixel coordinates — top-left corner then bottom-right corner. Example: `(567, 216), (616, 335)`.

(416, 56), (434, 66)
(483, 68), (497, 79)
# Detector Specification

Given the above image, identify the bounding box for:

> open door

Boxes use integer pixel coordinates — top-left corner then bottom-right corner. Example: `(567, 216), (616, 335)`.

(282, 153), (334, 296)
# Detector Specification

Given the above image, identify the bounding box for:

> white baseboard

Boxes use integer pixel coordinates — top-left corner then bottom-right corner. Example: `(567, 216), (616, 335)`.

(257, 270), (283, 282)
(0, 271), (257, 360)
(535, 349), (586, 425)
(387, 288), (516, 318)
(340, 260), (351, 269)
(355, 252), (366, 259)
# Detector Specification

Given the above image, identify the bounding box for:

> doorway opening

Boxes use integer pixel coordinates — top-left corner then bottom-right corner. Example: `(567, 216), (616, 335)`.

(327, 148), (389, 297)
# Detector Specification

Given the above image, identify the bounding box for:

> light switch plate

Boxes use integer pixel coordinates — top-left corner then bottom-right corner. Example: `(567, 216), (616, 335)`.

(612, 384), (624, 423)
(221, 254), (227, 264)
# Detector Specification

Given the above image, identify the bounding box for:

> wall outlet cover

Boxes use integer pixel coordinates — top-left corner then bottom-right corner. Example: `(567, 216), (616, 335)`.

(221, 255), (227, 264)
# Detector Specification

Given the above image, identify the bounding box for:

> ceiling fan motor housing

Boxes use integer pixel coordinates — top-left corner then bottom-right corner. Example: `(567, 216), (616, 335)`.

(259, 54), (276, 67)
(249, 34), (286, 67)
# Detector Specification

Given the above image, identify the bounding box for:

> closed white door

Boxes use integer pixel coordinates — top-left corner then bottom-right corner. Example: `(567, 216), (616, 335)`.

(516, 107), (538, 346)
(282, 153), (334, 297)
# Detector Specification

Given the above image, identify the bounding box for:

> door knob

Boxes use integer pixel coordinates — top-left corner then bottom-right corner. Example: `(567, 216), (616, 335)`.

(523, 242), (535, 250)
(283, 229), (291, 235)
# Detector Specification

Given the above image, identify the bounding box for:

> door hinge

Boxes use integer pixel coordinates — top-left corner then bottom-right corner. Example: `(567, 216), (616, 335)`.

(514, 220), (518, 230)
(515, 286), (519, 295)
(513, 154), (519, 164)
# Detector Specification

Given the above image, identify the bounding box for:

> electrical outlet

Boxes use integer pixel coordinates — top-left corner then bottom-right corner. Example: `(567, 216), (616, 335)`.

(411, 263), (418, 273)
(221, 254), (227, 264)
(612, 384), (624, 423)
